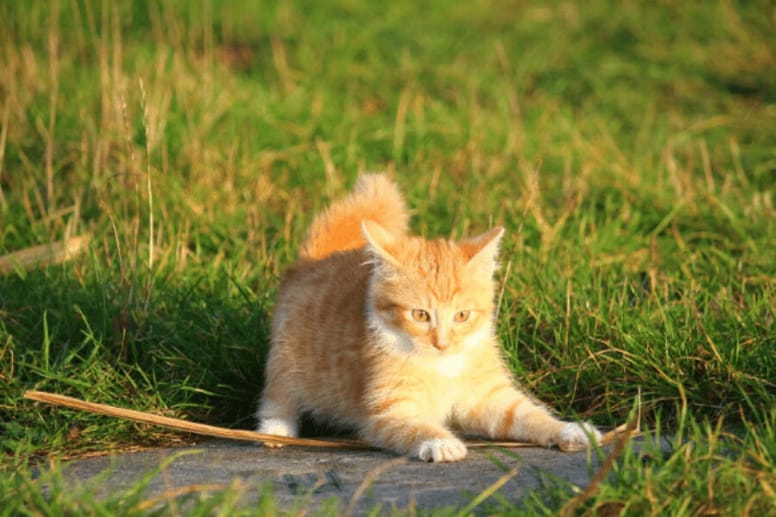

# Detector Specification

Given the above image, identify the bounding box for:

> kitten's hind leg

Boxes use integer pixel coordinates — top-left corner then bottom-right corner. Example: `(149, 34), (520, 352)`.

(256, 331), (301, 447)
(256, 381), (299, 448)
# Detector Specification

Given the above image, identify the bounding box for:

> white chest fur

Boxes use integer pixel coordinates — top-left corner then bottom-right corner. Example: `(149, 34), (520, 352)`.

(433, 352), (467, 377)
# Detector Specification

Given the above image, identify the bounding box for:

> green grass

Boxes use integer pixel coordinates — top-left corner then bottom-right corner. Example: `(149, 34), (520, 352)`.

(1, 0), (774, 514)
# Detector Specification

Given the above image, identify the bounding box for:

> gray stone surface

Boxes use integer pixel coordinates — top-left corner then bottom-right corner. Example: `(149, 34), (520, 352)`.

(60, 439), (628, 513)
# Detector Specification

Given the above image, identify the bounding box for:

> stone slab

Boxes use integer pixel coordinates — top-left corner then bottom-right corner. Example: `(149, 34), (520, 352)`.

(58, 438), (656, 513)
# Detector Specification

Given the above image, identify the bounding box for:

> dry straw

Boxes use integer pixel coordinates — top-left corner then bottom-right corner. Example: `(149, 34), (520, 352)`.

(24, 390), (637, 451)
(0, 235), (91, 275)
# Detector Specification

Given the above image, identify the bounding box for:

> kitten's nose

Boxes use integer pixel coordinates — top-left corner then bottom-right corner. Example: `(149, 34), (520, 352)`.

(431, 332), (449, 351)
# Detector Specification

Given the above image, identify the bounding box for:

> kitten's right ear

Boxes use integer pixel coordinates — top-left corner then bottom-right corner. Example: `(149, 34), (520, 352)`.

(461, 226), (505, 276)
(361, 220), (402, 268)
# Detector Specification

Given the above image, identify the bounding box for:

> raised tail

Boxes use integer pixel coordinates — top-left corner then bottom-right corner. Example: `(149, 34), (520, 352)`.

(299, 173), (409, 260)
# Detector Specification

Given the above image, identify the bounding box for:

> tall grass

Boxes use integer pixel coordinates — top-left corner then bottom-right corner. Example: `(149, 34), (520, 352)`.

(1, 0), (774, 513)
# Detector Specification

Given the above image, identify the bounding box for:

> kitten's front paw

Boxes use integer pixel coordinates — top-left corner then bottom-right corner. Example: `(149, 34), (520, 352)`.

(556, 422), (602, 452)
(416, 438), (467, 462)
(257, 418), (297, 448)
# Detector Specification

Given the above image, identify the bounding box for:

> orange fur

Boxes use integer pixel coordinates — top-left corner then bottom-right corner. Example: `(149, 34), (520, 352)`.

(257, 174), (600, 462)
(299, 173), (409, 260)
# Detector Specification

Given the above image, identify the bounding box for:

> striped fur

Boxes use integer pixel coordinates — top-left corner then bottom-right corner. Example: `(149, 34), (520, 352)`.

(256, 174), (600, 462)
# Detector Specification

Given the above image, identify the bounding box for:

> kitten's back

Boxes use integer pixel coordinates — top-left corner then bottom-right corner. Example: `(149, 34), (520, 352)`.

(299, 174), (409, 261)
(269, 249), (372, 426)
(263, 174), (407, 428)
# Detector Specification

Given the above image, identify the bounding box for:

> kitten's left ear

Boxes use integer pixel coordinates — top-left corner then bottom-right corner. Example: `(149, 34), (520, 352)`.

(460, 226), (505, 275)
(361, 220), (403, 268)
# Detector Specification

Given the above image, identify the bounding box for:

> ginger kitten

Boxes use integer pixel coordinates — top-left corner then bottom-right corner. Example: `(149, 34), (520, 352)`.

(256, 174), (601, 462)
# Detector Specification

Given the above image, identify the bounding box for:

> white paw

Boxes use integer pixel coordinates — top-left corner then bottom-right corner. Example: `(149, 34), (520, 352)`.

(416, 438), (467, 462)
(257, 418), (297, 448)
(557, 422), (602, 452)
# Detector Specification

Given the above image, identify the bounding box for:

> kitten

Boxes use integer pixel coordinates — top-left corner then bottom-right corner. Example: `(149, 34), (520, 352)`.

(256, 174), (601, 462)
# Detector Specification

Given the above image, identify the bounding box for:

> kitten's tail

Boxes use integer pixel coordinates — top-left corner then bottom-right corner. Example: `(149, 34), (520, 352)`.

(299, 173), (409, 260)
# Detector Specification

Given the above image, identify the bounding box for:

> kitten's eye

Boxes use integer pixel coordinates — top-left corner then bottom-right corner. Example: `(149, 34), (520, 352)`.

(411, 309), (430, 322)
(454, 310), (471, 323)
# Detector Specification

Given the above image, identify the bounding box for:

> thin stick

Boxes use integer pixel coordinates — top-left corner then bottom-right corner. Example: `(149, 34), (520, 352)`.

(24, 390), (639, 451)
(0, 235), (91, 275)
(24, 390), (367, 449)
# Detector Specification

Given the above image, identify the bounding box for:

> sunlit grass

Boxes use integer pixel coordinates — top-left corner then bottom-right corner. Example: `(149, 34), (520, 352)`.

(1, 0), (774, 514)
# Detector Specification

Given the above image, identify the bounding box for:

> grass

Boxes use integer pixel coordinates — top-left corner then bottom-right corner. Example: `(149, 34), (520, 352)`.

(1, 0), (774, 514)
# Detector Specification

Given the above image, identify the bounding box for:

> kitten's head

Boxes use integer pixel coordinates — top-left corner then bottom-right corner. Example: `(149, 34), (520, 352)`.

(362, 220), (504, 357)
